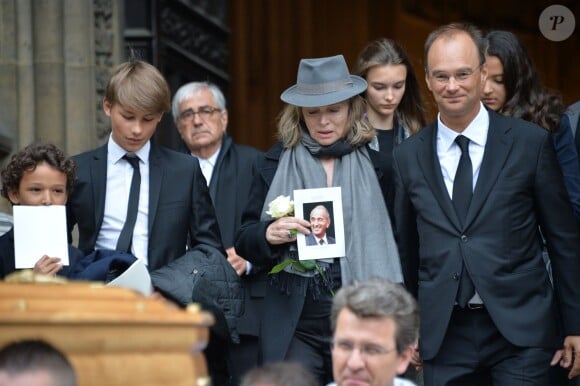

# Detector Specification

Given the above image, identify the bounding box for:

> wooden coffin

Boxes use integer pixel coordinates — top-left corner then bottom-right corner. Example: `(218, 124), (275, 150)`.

(0, 278), (214, 386)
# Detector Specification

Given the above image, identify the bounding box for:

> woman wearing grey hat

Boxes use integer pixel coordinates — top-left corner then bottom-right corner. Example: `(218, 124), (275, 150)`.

(235, 54), (403, 383)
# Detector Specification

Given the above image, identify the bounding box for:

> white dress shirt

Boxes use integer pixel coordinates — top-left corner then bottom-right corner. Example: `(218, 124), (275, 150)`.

(315, 236), (329, 245)
(96, 136), (150, 263)
(192, 147), (220, 186)
(436, 103), (489, 199)
(436, 102), (489, 304)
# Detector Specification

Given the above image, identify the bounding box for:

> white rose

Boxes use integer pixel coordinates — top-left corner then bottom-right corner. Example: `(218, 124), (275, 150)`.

(266, 195), (294, 219)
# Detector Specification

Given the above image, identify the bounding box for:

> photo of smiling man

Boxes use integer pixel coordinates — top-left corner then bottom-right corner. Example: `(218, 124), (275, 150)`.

(305, 204), (336, 246)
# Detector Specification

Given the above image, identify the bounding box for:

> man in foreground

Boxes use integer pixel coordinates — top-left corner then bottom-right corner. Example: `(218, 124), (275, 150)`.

(329, 278), (418, 386)
(0, 339), (76, 386)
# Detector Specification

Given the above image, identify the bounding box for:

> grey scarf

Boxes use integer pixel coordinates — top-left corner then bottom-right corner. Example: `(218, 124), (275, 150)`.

(261, 133), (403, 285)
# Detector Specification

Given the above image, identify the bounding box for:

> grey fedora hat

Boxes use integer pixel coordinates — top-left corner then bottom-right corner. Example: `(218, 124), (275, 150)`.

(280, 55), (367, 107)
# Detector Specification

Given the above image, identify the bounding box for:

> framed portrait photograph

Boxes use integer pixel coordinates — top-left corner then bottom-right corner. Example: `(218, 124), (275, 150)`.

(294, 187), (345, 260)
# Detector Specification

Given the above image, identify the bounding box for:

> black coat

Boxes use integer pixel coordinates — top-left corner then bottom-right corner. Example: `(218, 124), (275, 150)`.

(206, 134), (263, 249)
(234, 141), (393, 363)
(181, 134), (265, 337)
(150, 244), (244, 343)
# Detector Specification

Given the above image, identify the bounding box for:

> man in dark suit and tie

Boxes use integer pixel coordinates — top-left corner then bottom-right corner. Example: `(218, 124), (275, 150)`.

(172, 80), (263, 385)
(305, 205), (336, 246)
(393, 23), (580, 386)
(66, 60), (224, 273)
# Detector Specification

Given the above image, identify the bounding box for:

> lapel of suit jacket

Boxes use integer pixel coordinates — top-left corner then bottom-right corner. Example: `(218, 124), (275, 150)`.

(464, 111), (513, 228)
(90, 144), (108, 233)
(148, 143), (163, 234)
(416, 122), (462, 229)
(208, 134), (231, 202)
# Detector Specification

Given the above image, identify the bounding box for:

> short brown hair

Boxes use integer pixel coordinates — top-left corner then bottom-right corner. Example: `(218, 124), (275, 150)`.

(424, 22), (485, 73)
(331, 277), (419, 355)
(0, 339), (76, 386)
(105, 59), (171, 114)
(1, 143), (76, 202)
(241, 362), (318, 386)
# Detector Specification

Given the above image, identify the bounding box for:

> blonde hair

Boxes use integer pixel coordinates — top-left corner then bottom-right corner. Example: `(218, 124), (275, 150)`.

(277, 95), (374, 148)
(105, 60), (171, 114)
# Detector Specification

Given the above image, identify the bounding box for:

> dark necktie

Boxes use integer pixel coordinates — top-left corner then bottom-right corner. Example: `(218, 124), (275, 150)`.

(453, 135), (475, 307)
(116, 154), (141, 253)
(319, 239), (325, 245)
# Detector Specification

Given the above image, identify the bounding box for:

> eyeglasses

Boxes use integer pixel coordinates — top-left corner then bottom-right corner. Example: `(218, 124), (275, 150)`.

(430, 67), (480, 85)
(331, 339), (396, 359)
(178, 106), (221, 122)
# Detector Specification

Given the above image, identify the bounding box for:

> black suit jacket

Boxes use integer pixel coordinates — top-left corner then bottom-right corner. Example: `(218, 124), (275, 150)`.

(305, 233), (336, 245)
(393, 110), (580, 360)
(66, 141), (224, 271)
(192, 134), (264, 337)
(207, 135), (263, 250)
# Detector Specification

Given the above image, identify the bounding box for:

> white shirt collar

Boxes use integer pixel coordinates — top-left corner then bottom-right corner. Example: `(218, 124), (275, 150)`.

(437, 102), (489, 151)
(316, 236), (328, 244)
(108, 134), (151, 165)
(192, 145), (221, 167)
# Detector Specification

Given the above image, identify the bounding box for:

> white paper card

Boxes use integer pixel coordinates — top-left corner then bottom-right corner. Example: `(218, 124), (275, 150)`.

(294, 187), (345, 260)
(13, 205), (69, 268)
(106, 259), (153, 296)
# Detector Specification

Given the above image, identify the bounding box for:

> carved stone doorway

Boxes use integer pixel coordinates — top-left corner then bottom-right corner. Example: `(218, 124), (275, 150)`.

(124, 0), (229, 150)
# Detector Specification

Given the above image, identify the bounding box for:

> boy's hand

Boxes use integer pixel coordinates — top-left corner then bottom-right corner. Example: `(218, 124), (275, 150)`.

(33, 255), (63, 275)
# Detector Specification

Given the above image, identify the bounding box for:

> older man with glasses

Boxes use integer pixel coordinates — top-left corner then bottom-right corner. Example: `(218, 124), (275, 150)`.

(172, 81), (263, 385)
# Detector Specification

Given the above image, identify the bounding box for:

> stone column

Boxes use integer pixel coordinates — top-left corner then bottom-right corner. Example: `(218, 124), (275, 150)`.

(32, 0), (66, 148)
(64, 0), (96, 156)
(16, 0), (36, 149)
(0, 0), (121, 215)
(0, 0), (20, 214)
(0, 0), (19, 154)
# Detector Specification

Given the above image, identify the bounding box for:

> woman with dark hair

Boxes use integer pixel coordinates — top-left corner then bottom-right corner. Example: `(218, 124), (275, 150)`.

(482, 30), (580, 220)
(483, 30), (580, 386)
(0, 143), (82, 278)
